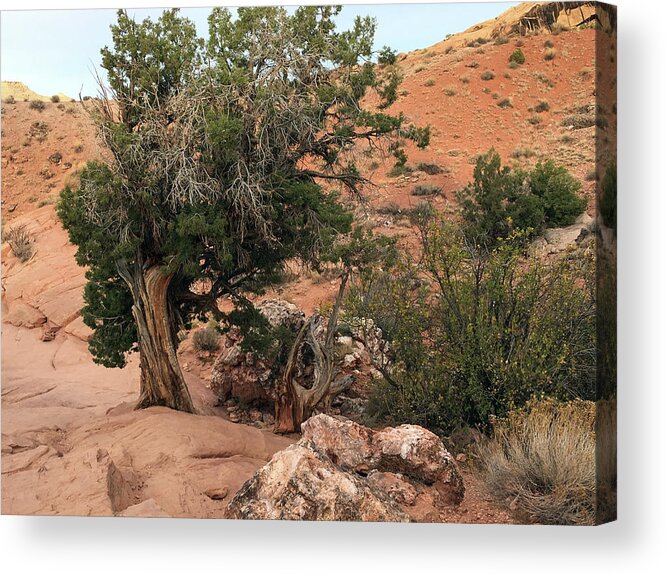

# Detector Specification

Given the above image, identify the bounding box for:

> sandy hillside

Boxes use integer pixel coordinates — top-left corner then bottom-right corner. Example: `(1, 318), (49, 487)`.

(2, 81), (73, 103)
(1, 3), (615, 520)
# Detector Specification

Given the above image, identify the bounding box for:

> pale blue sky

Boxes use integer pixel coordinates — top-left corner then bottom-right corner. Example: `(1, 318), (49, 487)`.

(1, 2), (517, 98)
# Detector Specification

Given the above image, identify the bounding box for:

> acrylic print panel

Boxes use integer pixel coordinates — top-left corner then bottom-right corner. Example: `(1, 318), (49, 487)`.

(0, 1), (616, 524)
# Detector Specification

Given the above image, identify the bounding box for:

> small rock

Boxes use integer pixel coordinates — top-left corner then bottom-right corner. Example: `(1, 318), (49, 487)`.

(337, 335), (353, 347)
(204, 486), (229, 500)
(249, 408), (263, 423)
(455, 453), (467, 463)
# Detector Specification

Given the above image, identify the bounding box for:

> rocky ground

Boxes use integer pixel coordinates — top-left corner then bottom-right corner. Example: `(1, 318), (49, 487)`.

(1, 3), (614, 521)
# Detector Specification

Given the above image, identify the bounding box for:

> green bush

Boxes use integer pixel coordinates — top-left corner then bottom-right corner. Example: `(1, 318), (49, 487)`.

(508, 48), (525, 65)
(529, 159), (586, 226)
(534, 100), (550, 113)
(456, 149), (586, 244)
(347, 222), (596, 435)
(377, 45), (397, 66)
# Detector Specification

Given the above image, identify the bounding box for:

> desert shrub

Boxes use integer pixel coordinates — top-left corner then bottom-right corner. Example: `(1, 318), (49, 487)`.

(347, 224), (596, 435)
(534, 100), (550, 113)
(494, 36), (509, 45)
(561, 112), (595, 129)
(416, 162), (442, 175)
(480, 70), (495, 81)
(444, 85), (456, 96)
(459, 73), (470, 84)
(475, 37), (488, 45)
(544, 48), (557, 61)
(508, 48), (525, 65)
(585, 169), (598, 182)
(465, 60), (480, 68)
(50, 94), (60, 103)
(600, 159), (616, 230)
(192, 326), (220, 352)
(476, 398), (597, 525)
(424, 78), (435, 87)
(73, 142), (84, 153)
(543, 39), (554, 48)
(507, 60), (520, 70)
(411, 184), (441, 197)
(39, 166), (54, 180)
(4, 95), (15, 104)
(497, 97), (513, 109)
(28, 121), (49, 142)
(29, 100), (46, 111)
(515, 39), (524, 47)
(376, 202), (402, 216)
(377, 45), (397, 66)
(528, 158), (587, 226)
(5, 224), (35, 262)
(387, 163), (413, 177)
(551, 23), (569, 35)
(415, 65), (426, 73)
(368, 160), (380, 171)
(528, 114), (542, 125)
(457, 149), (586, 243)
(511, 147), (536, 159)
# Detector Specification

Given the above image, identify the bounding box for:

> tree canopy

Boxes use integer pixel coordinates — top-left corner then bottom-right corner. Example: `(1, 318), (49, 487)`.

(58, 7), (427, 410)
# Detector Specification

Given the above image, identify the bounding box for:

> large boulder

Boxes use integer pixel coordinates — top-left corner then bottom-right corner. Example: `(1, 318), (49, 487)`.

(226, 441), (409, 522)
(228, 414), (465, 521)
(302, 414), (464, 506)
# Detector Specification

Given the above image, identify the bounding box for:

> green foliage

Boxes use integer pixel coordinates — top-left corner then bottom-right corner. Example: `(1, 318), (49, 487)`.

(456, 150), (586, 245)
(60, 7), (425, 371)
(600, 159), (616, 230)
(508, 48), (525, 65)
(377, 45), (397, 65)
(347, 222), (596, 435)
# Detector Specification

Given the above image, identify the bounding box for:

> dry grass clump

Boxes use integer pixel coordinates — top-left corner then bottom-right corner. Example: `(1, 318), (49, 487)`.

(192, 326), (220, 352)
(476, 398), (597, 525)
(497, 97), (513, 109)
(544, 48), (557, 61)
(459, 73), (470, 84)
(444, 85), (457, 96)
(480, 70), (495, 81)
(561, 112), (595, 129)
(5, 224), (35, 262)
(416, 162), (443, 175)
(411, 183), (442, 197)
(50, 94), (60, 103)
(28, 121), (50, 142)
(424, 78), (436, 87)
(29, 100), (46, 111)
(4, 95), (16, 104)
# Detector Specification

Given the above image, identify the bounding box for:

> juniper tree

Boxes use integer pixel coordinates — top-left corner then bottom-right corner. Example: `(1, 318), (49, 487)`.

(58, 7), (427, 413)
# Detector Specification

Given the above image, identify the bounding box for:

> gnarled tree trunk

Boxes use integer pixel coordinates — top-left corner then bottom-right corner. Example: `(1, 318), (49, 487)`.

(274, 273), (349, 433)
(118, 262), (195, 413)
